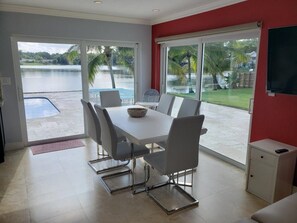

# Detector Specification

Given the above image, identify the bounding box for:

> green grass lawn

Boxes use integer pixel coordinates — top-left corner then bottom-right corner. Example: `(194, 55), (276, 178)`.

(173, 88), (253, 110)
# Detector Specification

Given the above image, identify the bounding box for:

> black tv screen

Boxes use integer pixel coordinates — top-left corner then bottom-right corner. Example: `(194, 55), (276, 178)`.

(267, 25), (297, 95)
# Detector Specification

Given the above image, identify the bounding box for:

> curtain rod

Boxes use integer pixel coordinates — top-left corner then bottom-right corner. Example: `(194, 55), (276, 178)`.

(155, 21), (262, 44)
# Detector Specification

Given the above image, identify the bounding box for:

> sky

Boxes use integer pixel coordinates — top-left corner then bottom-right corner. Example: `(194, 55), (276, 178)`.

(18, 42), (74, 54)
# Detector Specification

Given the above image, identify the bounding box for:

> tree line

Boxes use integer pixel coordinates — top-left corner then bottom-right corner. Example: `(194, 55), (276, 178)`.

(19, 51), (81, 65)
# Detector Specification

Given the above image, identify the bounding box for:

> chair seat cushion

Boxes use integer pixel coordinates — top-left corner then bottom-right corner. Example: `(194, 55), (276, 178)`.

(251, 192), (297, 223)
(115, 142), (149, 160)
(144, 151), (167, 175)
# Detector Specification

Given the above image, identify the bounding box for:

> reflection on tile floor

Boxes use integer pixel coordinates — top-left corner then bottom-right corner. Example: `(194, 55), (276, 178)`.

(0, 138), (268, 223)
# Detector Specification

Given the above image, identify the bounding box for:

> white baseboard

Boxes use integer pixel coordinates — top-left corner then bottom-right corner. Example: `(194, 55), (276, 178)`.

(5, 142), (25, 151)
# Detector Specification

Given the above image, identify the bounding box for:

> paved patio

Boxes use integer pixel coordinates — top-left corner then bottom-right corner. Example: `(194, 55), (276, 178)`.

(25, 91), (249, 164)
(199, 102), (249, 164)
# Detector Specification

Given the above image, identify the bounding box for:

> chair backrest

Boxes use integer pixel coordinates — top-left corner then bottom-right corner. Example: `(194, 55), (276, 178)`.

(177, 98), (201, 117)
(165, 115), (205, 175)
(94, 104), (118, 157)
(81, 99), (101, 145)
(156, 94), (175, 115)
(143, 89), (160, 102)
(99, 90), (122, 107)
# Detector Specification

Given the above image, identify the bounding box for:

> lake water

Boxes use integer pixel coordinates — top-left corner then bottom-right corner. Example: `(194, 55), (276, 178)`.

(20, 65), (194, 96)
(21, 65), (134, 93)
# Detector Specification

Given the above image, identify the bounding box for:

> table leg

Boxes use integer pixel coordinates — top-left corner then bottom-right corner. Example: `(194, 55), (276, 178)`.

(131, 143), (135, 191)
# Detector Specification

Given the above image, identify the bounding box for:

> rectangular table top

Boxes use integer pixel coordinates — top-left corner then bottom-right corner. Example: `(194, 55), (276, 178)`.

(106, 105), (173, 145)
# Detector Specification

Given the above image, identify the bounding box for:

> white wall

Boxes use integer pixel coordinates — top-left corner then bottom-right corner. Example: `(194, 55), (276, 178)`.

(0, 12), (151, 149)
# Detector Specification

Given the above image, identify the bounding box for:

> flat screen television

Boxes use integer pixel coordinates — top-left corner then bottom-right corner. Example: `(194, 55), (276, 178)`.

(267, 25), (297, 95)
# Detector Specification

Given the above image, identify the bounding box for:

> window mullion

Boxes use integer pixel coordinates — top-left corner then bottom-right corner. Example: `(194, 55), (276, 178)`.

(196, 40), (203, 100)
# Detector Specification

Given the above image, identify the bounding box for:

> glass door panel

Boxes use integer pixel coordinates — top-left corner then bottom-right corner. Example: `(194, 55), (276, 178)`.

(86, 45), (135, 105)
(17, 42), (84, 142)
(165, 45), (198, 96)
(165, 45), (198, 115)
(200, 38), (259, 164)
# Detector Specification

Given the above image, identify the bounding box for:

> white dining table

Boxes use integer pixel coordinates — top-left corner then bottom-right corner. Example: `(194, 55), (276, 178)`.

(106, 105), (173, 145)
(106, 105), (207, 146)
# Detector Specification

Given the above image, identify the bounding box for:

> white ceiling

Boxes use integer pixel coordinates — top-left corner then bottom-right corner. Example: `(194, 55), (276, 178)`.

(0, 0), (245, 25)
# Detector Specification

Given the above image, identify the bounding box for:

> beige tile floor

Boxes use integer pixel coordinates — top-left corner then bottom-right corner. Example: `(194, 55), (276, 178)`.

(0, 138), (268, 223)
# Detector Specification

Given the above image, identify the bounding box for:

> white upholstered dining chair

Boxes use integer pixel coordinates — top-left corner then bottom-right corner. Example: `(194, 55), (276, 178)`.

(143, 115), (205, 214)
(99, 90), (122, 107)
(156, 94), (175, 115)
(156, 98), (202, 149)
(94, 104), (150, 193)
(81, 99), (127, 174)
(177, 98), (201, 117)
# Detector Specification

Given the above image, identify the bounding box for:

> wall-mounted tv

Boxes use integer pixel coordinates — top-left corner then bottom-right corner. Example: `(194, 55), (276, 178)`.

(267, 25), (297, 95)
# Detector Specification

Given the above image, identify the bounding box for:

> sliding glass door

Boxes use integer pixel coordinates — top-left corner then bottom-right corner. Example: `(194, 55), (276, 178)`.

(12, 38), (138, 146)
(16, 41), (84, 143)
(200, 38), (258, 164)
(161, 31), (259, 165)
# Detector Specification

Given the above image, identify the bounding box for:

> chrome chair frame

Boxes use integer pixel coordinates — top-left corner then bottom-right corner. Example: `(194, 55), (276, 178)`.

(145, 170), (198, 215)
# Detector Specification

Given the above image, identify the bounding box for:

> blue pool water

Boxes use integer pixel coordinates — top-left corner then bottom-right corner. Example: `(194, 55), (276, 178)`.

(24, 97), (60, 119)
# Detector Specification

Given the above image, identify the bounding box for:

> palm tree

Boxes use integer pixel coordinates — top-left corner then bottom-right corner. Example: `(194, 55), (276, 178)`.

(115, 47), (135, 75)
(225, 40), (254, 88)
(203, 40), (252, 90)
(89, 46), (116, 88)
(168, 45), (197, 93)
(68, 45), (134, 88)
(203, 42), (230, 90)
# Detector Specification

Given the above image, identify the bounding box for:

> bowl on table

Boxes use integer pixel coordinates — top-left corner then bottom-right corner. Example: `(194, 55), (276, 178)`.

(127, 107), (148, 118)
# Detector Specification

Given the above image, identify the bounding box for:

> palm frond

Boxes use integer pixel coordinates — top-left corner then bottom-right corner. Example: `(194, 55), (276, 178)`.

(88, 55), (102, 86)
(67, 45), (80, 53)
(67, 50), (79, 62)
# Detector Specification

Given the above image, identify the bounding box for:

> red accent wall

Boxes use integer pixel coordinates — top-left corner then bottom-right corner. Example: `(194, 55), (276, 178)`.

(152, 0), (297, 146)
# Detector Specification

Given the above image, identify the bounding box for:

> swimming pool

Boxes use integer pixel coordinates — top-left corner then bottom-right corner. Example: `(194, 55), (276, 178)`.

(24, 97), (60, 119)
